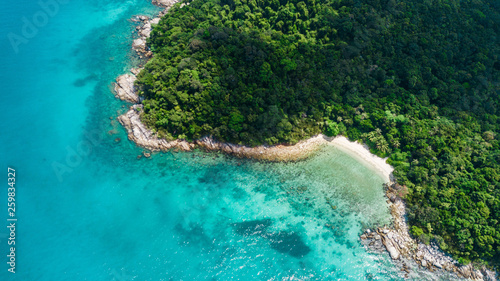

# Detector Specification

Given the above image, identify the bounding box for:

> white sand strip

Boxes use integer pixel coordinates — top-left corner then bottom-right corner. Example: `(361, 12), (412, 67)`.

(326, 136), (394, 183)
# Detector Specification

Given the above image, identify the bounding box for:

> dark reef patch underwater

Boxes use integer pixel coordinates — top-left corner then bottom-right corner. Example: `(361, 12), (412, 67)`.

(233, 219), (311, 258)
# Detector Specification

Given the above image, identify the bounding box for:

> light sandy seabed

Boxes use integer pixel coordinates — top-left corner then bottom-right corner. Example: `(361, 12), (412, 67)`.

(327, 136), (394, 182)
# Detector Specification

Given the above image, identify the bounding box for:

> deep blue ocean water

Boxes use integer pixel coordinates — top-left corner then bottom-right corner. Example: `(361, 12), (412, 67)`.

(0, 1), (459, 280)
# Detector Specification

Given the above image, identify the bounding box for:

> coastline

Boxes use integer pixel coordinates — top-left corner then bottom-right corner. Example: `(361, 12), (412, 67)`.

(117, 103), (394, 181)
(113, 1), (497, 280)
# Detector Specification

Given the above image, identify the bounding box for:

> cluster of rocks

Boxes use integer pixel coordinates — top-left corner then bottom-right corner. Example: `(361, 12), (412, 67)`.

(114, 0), (184, 100)
(131, 0), (185, 58)
(118, 105), (195, 152)
(197, 135), (289, 160)
(361, 183), (498, 280)
(413, 243), (457, 271)
(131, 15), (157, 58)
(152, 0), (180, 9)
(130, 67), (143, 76)
(360, 229), (386, 252)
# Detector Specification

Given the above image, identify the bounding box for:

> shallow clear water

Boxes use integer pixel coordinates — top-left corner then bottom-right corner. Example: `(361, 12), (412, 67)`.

(1, 1), (458, 280)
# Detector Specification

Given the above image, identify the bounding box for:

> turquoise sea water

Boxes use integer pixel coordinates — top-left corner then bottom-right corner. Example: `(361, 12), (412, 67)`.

(0, 1), (459, 280)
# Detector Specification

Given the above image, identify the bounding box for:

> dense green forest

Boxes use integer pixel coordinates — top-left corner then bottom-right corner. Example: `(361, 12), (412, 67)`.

(135, 0), (500, 266)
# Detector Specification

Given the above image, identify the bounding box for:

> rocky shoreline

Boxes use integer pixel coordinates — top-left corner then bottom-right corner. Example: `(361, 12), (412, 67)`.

(361, 183), (497, 280)
(113, 74), (140, 103)
(117, 104), (325, 161)
(113, 0), (498, 280)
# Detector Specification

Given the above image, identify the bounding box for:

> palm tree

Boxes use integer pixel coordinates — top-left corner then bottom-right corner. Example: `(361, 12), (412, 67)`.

(392, 139), (400, 148)
(377, 141), (389, 153)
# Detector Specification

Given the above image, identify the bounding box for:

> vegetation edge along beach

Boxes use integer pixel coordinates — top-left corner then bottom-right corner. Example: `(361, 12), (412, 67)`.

(113, 0), (499, 279)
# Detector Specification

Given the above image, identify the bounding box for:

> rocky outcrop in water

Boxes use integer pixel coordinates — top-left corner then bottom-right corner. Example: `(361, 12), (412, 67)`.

(115, 0), (181, 99)
(113, 74), (139, 103)
(118, 105), (195, 152)
(131, 0), (181, 58)
(131, 15), (153, 58)
(361, 183), (498, 281)
(152, 0), (179, 8)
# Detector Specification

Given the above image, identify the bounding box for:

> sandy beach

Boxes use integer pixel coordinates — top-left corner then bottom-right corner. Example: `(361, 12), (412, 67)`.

(327, 136), (394, 182)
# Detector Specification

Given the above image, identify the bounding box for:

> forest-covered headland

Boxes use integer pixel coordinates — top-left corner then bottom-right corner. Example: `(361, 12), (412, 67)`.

(114, 0), (500, 277)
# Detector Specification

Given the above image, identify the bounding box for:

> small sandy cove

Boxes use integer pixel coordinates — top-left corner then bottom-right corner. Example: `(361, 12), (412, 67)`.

(244, 134), (394, 182)
(326, 136), (394, 182)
